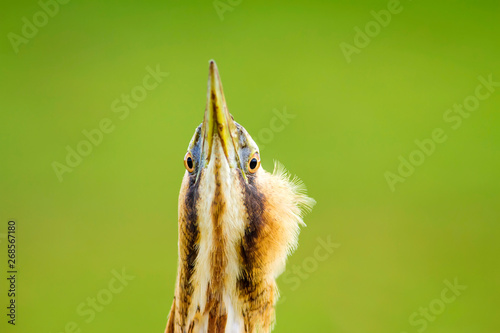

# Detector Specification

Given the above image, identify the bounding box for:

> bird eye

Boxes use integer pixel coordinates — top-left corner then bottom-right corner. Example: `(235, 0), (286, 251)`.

(184, 152), (195, 172)
(247, 153), (260, 173)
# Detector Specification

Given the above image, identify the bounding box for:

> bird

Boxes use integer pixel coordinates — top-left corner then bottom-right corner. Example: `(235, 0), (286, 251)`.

(165, 60), (314, 333)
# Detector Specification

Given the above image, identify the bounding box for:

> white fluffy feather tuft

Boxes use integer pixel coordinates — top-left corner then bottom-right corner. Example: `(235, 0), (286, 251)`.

(272, 161), (316, 223)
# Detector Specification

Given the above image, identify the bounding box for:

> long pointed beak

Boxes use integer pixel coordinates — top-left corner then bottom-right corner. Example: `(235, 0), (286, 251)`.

(201, 60), (240, 166)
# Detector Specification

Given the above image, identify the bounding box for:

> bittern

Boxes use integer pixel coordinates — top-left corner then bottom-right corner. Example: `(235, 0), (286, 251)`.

(165, 61), (314, 333)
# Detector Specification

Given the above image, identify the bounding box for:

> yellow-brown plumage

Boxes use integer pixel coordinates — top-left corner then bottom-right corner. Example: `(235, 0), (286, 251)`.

(166, 61), (314, 333)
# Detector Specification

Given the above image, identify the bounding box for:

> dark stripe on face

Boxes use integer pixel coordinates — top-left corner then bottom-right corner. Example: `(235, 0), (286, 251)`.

(237, 172), (266, 294)
(178, 172), (201, 327)
(184, 172), (200, 277)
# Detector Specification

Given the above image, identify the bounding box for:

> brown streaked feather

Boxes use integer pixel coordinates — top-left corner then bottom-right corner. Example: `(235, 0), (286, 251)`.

(167, 163), (313, 333)
(187, 306), (202, 333)
(237, 173), (280, 332)
(207, 299), (228, 333)
(175, 173), (201, 331)
(165, 298), (175, 333)
(205, 159), (228, 333)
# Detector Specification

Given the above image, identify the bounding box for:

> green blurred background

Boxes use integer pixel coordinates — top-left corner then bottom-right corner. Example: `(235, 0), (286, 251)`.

(1, 0), (499, 332)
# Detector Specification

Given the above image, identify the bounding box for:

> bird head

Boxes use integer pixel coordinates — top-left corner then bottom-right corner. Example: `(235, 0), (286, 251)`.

(178, 60), (314, 291)
(183, 60), (260, 186)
